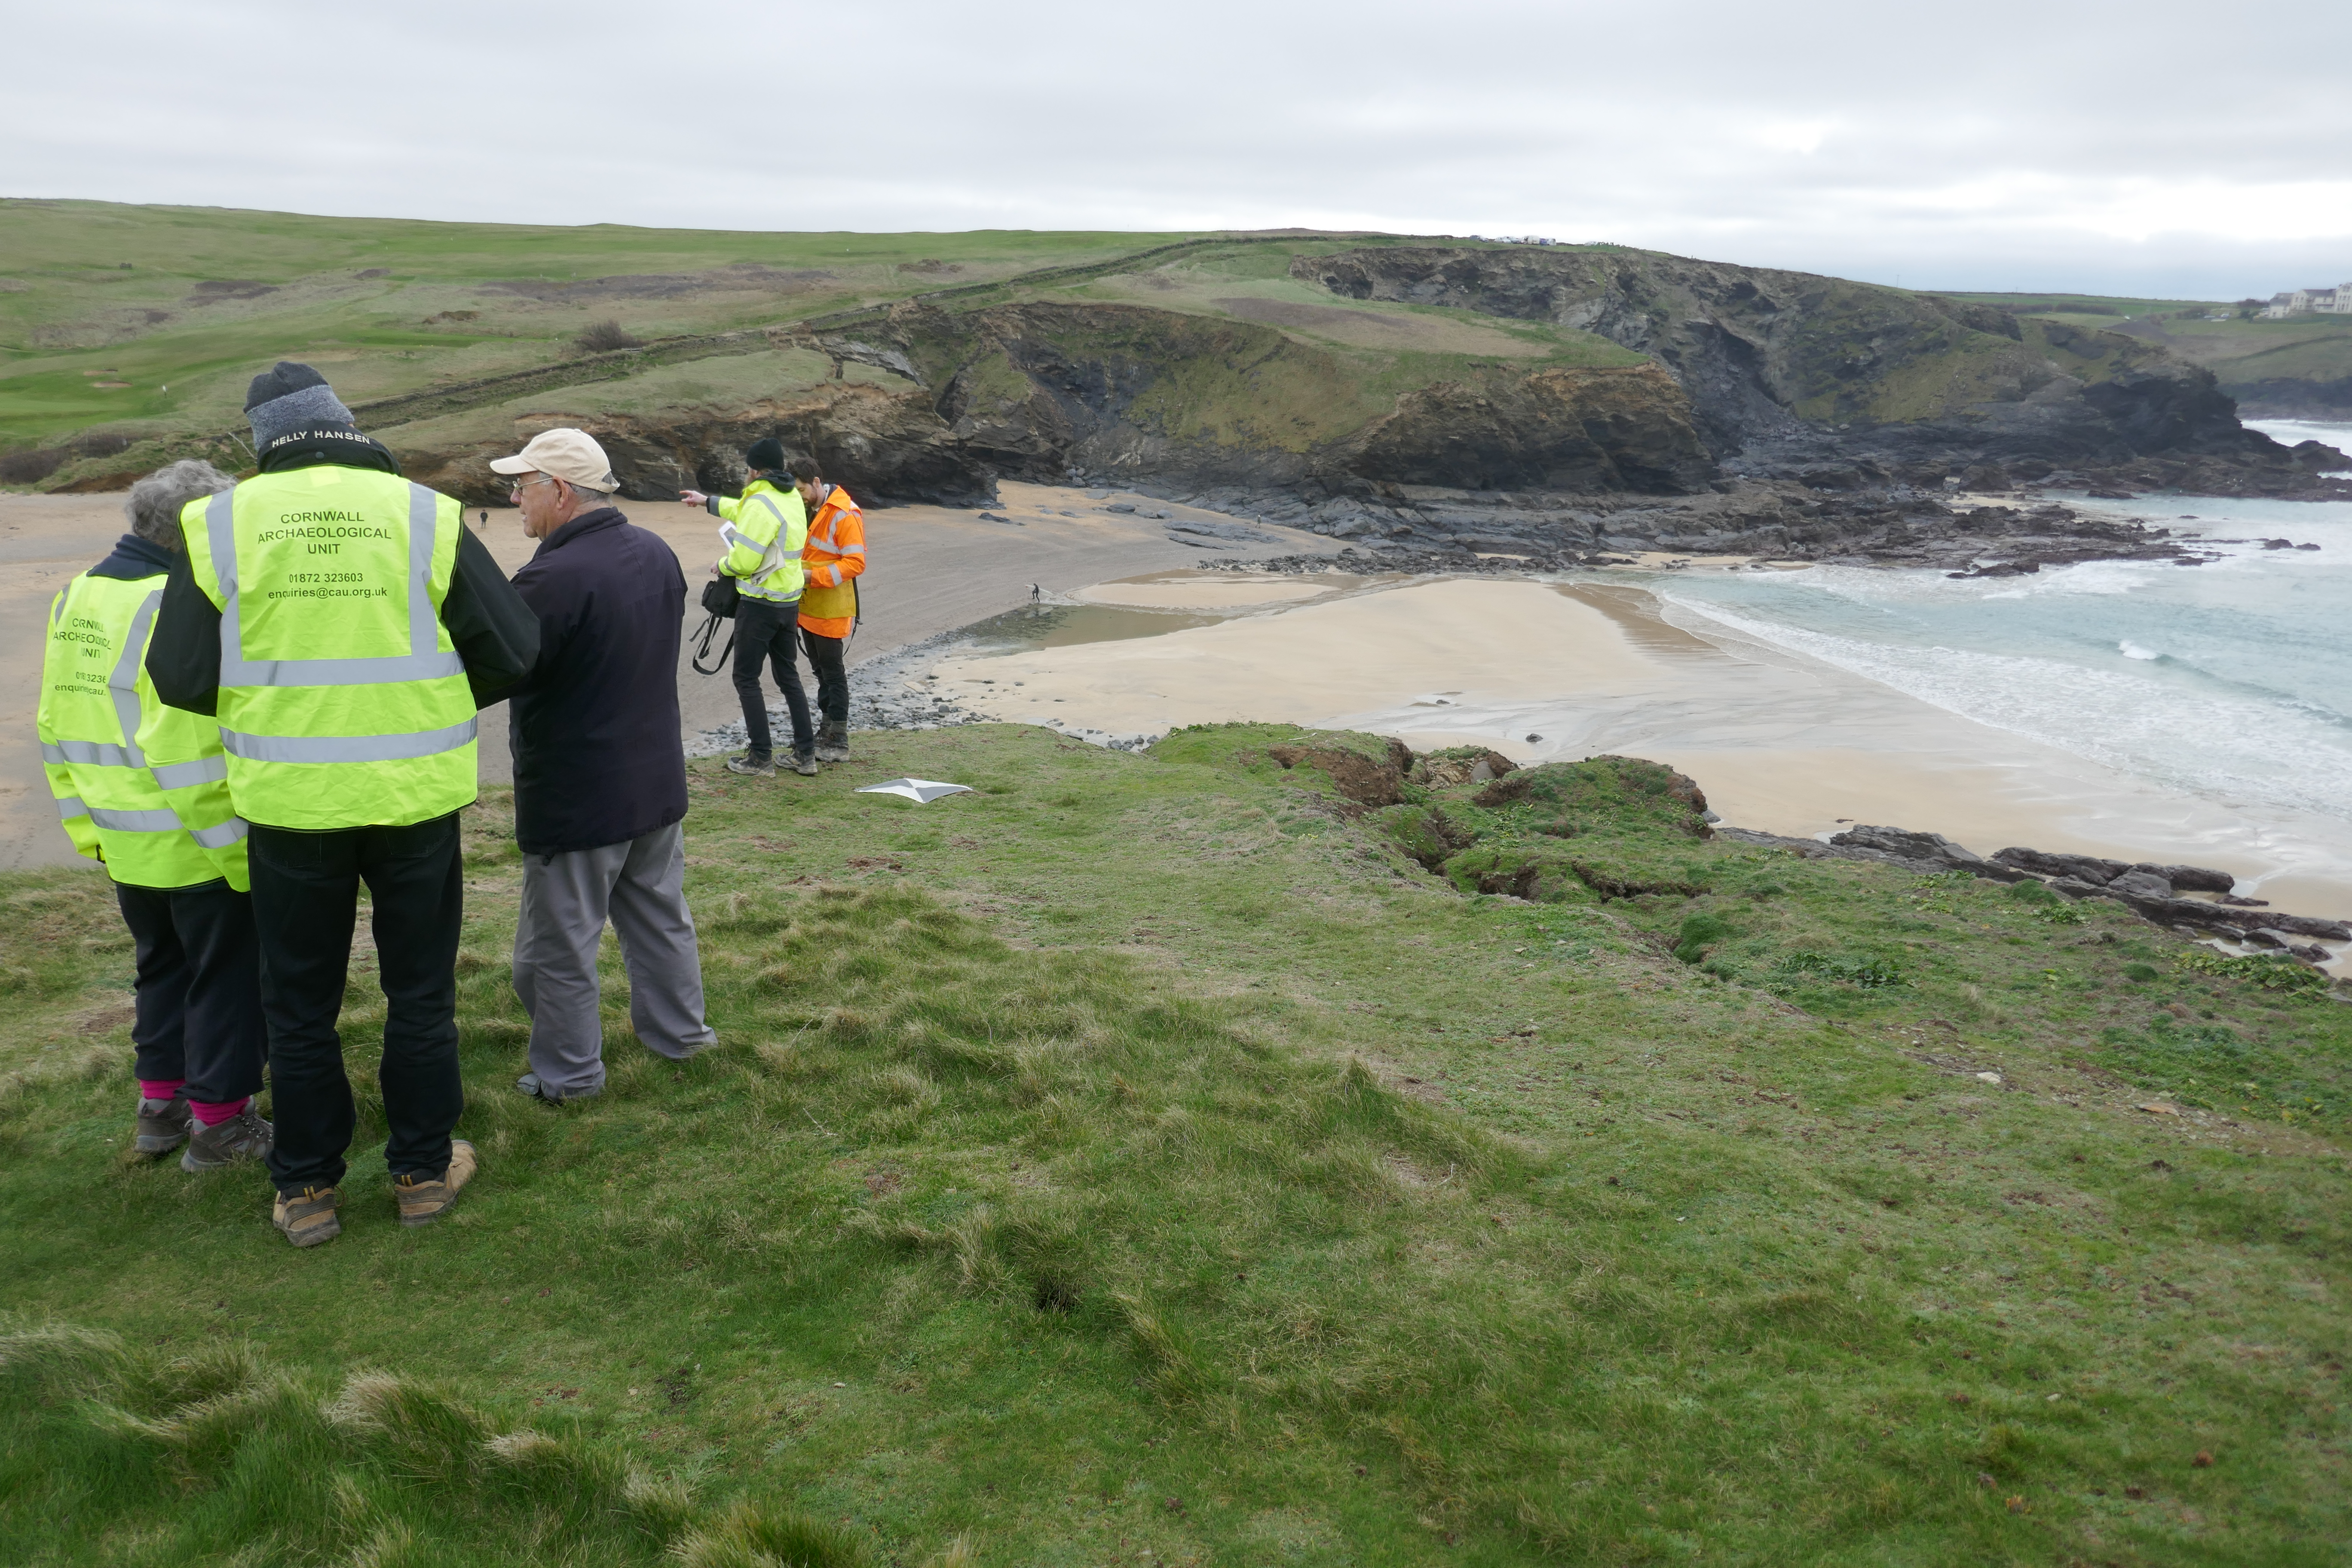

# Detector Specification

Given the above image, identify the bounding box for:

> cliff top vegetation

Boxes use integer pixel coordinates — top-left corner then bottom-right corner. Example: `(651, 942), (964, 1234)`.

(3, 722), (2345, 1564)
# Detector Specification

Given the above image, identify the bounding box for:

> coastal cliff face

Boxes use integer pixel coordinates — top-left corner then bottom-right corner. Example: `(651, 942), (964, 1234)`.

(16, 204), (2339, 534)
(890, 301), (1711, 498)
(1289, 246), (2288, 481)
(386, 301), (1714, 508)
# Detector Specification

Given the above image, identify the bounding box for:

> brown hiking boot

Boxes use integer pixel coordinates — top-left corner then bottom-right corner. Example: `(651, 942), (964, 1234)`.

(788, 750), (821, 776)
(815, 720), (850, 763)
(134, 1093), (192, 1156)
(395, 1139), (478, 1227)
(726, 753), (775, 778)
(273, 1186), (341, 1248)
(182, 1103), (274, 1172)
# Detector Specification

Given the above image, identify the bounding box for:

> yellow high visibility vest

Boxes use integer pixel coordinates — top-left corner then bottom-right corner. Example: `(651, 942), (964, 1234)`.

(180, 466), (476, 830)
(714, 479), (807, 603)
(38, 566), (248, 889)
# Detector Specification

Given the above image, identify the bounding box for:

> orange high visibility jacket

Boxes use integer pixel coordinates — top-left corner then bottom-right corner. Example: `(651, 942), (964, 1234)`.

(797, 484), (866, 639)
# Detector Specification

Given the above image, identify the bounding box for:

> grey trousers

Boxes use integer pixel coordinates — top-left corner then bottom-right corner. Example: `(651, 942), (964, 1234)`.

(511, 821), (716, 1097)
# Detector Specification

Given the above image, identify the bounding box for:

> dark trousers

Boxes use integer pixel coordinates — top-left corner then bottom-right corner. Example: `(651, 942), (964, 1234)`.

(248, 813), (465, 1194)
(732, 597), (812, 760)
(115, 878), (266, 1108)
(801, 628), (849, 726)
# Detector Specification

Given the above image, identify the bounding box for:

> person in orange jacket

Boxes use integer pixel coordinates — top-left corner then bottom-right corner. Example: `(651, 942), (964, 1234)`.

(789, 456), (865, 763)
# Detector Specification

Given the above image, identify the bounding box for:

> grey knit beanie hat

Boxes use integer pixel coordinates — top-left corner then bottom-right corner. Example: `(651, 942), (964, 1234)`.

(245, 361), (356, 452)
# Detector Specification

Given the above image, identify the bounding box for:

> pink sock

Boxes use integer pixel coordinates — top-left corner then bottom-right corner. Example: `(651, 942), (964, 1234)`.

(190, 1096), (250, 1127)
(140, 1079), (186, 1102)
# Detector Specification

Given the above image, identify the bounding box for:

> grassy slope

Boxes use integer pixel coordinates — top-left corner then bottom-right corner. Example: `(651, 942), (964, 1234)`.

(3, 724), (2347, 1565)
(0, 205), (1651, 484)
(1932, 291), (2352, 404)
(0, 199), (1195, 451)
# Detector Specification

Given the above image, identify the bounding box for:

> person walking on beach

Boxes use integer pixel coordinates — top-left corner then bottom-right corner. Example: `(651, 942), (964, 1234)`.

(39, 459), (271, 1173)
(789, 456), (865, 763)
(147, 361), (540, 1248)
(486, 429), (717, 1104)
(679, 438), (811, 777)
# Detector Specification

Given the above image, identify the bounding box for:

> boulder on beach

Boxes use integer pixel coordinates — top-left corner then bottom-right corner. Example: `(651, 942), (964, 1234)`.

(2105, 869), (2174, 901)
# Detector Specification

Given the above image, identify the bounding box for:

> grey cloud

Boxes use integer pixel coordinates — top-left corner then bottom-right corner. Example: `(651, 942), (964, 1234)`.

(3, 0), (2345, 297)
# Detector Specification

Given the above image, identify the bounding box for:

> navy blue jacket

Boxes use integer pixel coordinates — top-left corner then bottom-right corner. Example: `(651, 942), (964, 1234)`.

(499, 508), (690, 856)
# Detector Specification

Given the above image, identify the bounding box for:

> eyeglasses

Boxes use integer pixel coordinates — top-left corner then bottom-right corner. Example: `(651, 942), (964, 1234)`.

(508, 474), (557, 499)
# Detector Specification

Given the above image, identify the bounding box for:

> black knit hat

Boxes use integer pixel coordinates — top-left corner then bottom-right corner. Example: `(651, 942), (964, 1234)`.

(244, 361), (355, 450)
(744, 436), (787, 472)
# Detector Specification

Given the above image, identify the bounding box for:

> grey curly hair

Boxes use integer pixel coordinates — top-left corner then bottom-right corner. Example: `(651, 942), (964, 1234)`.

(124, 459), (235, 547)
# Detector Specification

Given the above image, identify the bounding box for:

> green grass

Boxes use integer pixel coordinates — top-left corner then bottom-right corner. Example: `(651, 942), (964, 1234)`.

(2, 723), (2347, 1564)
(0, 199), (1204, 457)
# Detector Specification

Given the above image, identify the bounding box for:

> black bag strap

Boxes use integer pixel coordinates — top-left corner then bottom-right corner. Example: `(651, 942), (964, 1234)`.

(689, 611), (735, 677)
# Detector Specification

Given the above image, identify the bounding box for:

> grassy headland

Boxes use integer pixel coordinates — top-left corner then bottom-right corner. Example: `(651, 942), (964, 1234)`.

(3, 724), (2346, 1565)
(1935, 292), (2352, 420)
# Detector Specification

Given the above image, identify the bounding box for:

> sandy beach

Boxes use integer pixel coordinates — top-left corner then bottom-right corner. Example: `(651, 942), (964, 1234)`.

(1, 480), (1336, 870)
(17, 472), (2352, 932)
(929, 571), (2352, 922)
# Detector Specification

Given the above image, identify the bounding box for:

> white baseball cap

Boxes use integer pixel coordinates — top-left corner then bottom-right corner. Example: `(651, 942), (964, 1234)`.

(489, 427), (618, 491)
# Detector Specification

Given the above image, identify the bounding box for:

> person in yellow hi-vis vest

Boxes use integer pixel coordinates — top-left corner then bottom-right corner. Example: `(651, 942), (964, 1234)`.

(788, 456), (865, 764)
(146, 362), (540, 1249)
(37, 459), (271, 1173)
(680, 437), (811, 775)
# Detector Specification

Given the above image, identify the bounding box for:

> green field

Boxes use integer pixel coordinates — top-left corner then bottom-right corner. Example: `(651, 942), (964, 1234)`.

(0, 197), (1203, 457)
(0, 201), (1655, 490)
(4, 725), (2346, 1565)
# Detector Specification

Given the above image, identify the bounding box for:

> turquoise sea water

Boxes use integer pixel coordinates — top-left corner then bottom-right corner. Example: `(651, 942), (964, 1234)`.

(1649, 419), (2352, 829)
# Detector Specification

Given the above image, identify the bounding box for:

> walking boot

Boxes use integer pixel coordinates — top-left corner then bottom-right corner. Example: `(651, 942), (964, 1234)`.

(273, 1186), (341, 1248)
(134, 1092), (192, 1156)
(182, 1102), (275, 1172)
(395, 1139), (478, 1227)
(815, 719), (851, 763)
(789, 750), (821, 777)
(726, 752), (775, 778)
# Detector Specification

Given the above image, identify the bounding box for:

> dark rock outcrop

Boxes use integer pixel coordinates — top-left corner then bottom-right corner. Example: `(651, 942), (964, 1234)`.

(1994, 847), (2130, 883)
(1828, 825), (2026, 881)
(402, 380), (996, 508)
(1347, 366), (1710, 493)
(1287, 245), (2337, 497)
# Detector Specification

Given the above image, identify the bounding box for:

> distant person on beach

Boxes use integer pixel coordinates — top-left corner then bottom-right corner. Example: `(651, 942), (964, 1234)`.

(679, 437), (812, 776)
(38, 459), (271, 1173)
(485, 428), (716, 1104)
(147, 361), (540, 1247)
(789, 456), (865, 763)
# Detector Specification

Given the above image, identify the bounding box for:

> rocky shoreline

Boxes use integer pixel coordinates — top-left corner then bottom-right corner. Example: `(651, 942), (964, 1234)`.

(1107, 477), (2230, 572)
(1720, 823), (2349, 964)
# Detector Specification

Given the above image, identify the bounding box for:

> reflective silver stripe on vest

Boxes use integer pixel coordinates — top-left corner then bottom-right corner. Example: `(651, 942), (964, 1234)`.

(150, 755), (230, 790)
(187, 818), (249, 849)
(102, 589), (162, 769)
(219, 716), (478, 765)
(86, 805), (184, 833)
(44, 738), (140, 768)
(209, 484), (465, 689)
(55, 794), (88, 820)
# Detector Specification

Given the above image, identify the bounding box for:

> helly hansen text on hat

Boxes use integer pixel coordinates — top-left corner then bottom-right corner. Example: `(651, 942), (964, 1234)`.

(489, 428), (619, 492)
(244, 361), (356, 451)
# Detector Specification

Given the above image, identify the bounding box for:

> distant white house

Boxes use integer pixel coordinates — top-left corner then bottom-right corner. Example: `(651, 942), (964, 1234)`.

(2261, 283), (2352, 318)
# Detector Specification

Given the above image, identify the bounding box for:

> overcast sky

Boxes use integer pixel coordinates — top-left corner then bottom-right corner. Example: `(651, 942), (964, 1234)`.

(6, 0), (2346, 299)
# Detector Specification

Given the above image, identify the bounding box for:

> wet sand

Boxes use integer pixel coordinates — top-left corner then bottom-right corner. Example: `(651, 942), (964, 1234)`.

(929, 573), (2352, 919)
(1, 481), (1337, 869)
